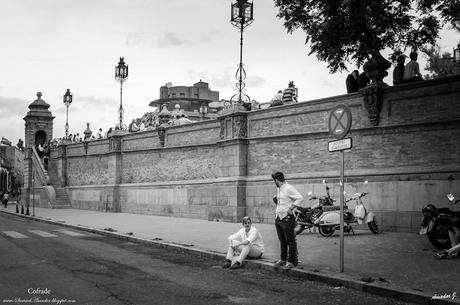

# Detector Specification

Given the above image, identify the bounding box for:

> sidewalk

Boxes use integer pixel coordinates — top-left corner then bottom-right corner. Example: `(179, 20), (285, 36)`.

(1, 204), (459, 304)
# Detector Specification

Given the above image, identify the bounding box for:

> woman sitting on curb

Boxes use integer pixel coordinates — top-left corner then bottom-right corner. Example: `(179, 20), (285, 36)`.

(222, 216), (264, 269)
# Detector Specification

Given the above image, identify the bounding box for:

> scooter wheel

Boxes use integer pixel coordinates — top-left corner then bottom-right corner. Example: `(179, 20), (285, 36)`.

(319, 226), (335, 237)
(427, 218), (453, 249)
(368, 220), (379, 234)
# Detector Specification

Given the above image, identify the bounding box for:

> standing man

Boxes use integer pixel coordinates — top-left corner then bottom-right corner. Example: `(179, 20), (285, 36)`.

(271, 172), (304, 269)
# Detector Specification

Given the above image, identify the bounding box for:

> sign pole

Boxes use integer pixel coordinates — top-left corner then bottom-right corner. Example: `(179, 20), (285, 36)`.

(327, 104), (352, 273)
(340, 150), (344, 272)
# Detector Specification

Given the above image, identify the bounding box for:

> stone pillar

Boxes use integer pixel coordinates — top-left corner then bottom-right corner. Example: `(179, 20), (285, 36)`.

(21, 148), (33, 207)
(59, 144), (67, 187)
(23, 92), (55, 209)
(107, 133), (123, 212)
(362, 52), (391, 125)
(217, 107), (249, 221)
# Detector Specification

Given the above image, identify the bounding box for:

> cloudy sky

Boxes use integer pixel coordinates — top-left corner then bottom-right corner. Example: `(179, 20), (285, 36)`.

(0, 0), (458, 144)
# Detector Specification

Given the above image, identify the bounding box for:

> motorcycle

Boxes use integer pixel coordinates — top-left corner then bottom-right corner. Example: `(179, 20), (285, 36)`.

(420, 194), (460, 249)
(293, 183), (337, 235)
(314, 188), (379, 237)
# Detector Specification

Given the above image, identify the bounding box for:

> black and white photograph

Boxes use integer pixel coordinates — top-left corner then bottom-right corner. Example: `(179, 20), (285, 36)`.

(0, 0), (459, 304)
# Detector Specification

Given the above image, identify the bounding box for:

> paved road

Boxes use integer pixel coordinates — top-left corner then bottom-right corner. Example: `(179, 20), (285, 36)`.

(0, 214), (414, 305)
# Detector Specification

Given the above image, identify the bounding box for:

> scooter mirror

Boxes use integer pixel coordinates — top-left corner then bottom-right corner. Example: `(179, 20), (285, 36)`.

(364, 180), (369, 184)
(447, 194), (455, 202)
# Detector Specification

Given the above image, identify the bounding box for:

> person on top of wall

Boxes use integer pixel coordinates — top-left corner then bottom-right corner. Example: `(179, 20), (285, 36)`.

(358, 71), (370, 89)
(393, 54), (407, 85)
(282, 81), (298, 104)
(403, 51), (423, 83)
(346, 70), (360, 93)
(129, 119), (140, 132)
(96, 128), (103, 139)
(269, 90), (284, 107)
(222, 216), (264, 270)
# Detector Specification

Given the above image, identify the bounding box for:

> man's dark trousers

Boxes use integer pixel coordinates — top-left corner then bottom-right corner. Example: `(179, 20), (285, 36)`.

(275, 214), (298, 265)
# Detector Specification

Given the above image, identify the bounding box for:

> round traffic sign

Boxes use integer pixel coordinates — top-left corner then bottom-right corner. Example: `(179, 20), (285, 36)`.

(328, 104), (352, 139)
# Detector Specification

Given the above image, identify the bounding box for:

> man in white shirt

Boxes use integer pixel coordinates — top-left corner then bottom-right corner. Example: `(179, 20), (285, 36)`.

(96, 128), (103, 139)
(222, 216), (264, 269)
(271, 172), (304, 269)
(403, 51), (423, 82)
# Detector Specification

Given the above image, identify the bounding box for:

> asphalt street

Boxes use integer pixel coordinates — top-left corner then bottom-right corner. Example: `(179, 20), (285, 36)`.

(0, 213), (415, 305)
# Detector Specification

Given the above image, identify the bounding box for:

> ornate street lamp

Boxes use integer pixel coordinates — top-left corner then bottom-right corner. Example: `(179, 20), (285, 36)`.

(115, 57), (128, 130)
(229, 0), (254, 107)
(453, 43), (460, 65)
(63, 89), (73, 141)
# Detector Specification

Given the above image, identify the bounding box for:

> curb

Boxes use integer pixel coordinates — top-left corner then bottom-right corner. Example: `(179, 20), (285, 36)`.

(1, 209), (458, 305)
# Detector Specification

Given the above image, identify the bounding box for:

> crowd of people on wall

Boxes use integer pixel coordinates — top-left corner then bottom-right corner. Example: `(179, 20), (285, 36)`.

(392, 51), (424, 85)
(48, 109), (200, 147)
(45, 59), (427, 149)
(345, 51), (424, 93)
(267, 81), (300, 108)
(345, 70), (371, 93)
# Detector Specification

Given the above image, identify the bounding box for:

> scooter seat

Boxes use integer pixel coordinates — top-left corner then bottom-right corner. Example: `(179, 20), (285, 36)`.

(323, 205), (340, 212)
(295, 206), (311, 213)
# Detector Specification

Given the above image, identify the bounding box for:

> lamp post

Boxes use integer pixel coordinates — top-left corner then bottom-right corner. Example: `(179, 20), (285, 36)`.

(63, 89), (73, 141)
(115, 57), (128, 130)
(229, 0), (253, 107)
(453, 43), (460, 65)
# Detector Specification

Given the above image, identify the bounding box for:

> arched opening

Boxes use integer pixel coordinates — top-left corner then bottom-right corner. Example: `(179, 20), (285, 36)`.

(34, 130), (47, 146)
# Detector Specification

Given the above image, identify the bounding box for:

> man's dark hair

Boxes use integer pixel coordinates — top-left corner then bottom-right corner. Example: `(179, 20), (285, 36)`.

(242, 216), (252, 224)
(409, 52), (418, 60)
(271, 172), (285, 182)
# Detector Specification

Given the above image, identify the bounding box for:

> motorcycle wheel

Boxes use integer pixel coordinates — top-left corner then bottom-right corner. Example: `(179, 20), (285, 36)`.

(295, 224), (306, 235)
(319, 226), (335, 237)
(427, 218), (453, 249)
(368, 220), (379, 234)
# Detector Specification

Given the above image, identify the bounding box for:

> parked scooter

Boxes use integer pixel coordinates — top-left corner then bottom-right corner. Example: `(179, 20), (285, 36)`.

(293, 183), (336, 235)
(314, 184), (379, 237)
(420, 194), (460, 249)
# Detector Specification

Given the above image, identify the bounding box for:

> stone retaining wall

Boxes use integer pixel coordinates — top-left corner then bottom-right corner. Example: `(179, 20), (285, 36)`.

(47, 76), (460, 232)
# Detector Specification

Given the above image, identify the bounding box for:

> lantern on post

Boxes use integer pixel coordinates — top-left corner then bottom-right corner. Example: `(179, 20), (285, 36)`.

(229, 0), (254, 108)
(63, 89), (73, 141)
(115, 57), (128, 130)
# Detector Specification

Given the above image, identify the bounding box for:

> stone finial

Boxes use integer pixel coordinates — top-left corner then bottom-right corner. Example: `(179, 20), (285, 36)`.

(84, 122), (93, 139)
(37, 92), (42, 99)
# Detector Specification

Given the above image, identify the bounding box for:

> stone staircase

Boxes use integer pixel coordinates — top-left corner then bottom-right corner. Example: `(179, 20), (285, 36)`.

(52, 186), (72, 208)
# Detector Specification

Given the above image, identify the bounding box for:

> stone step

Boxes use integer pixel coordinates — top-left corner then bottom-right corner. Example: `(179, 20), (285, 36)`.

(52, 205), (72, 209)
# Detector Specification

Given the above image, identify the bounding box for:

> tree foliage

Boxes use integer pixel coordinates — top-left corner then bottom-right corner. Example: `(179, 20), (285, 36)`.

(422, 45), (460, 79)
(274, 0), (460, 73)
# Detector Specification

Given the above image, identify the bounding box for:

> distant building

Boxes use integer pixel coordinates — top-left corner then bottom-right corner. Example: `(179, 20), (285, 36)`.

(0, 144), (24, 193)
(149, 80), (220, 120)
